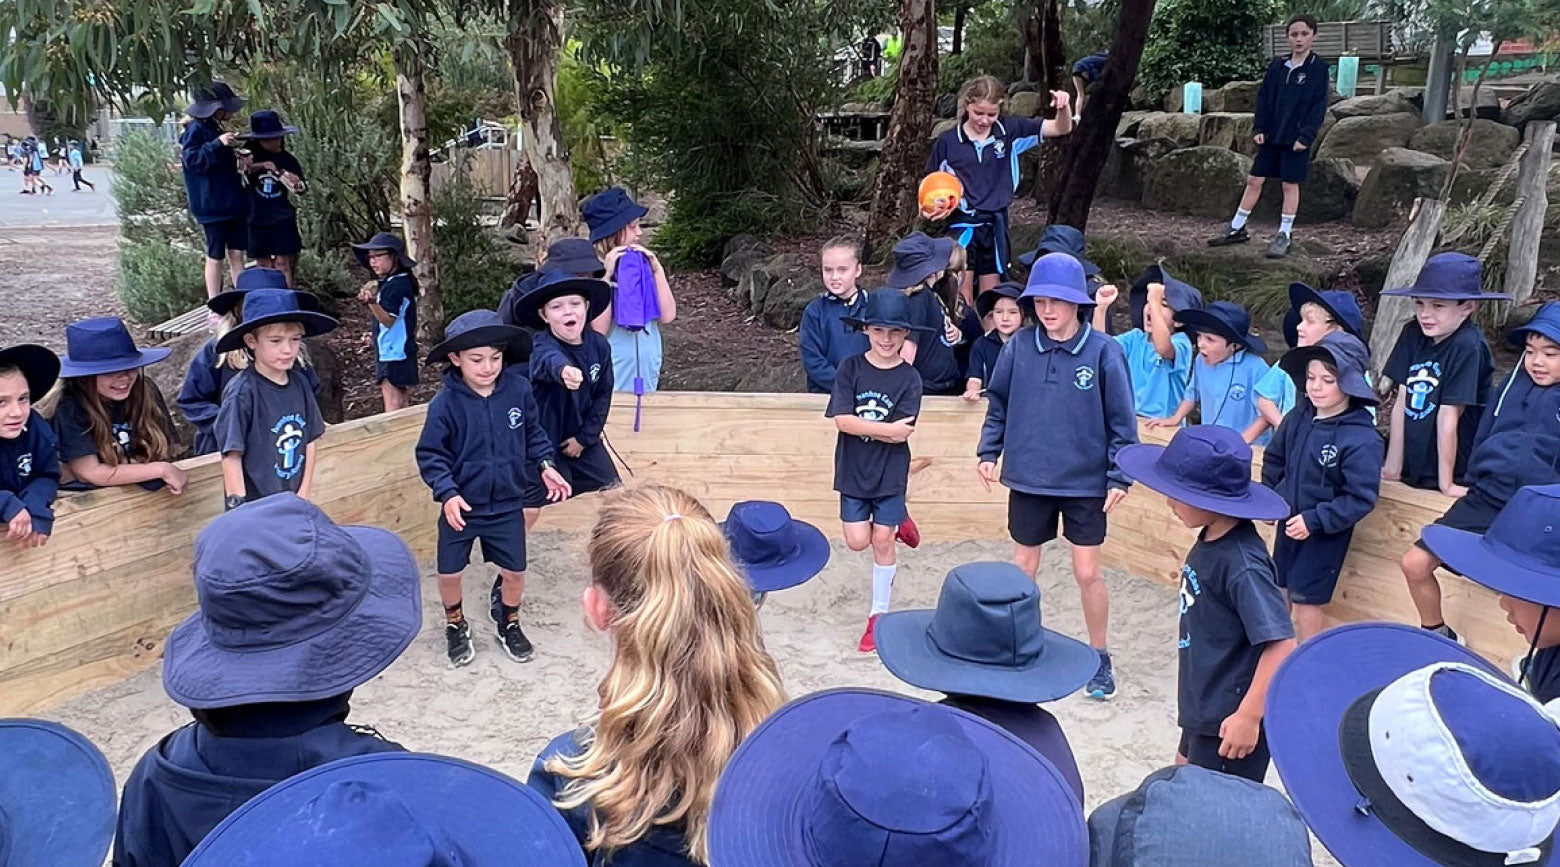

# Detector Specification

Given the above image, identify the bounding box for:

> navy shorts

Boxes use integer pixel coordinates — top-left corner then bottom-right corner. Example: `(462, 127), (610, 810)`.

(1414, 486), (1503, 569)
(248, 219), (302, 258)
(1274, 528), (1355, 605)
(1179, 728), (1271, 784)
(1008, 491), (1107, 547)
(436, 508), (527, 575)
(201, 218), (248, 259)
(952, 221), (1007, 278)
(376, 357), (420, 388)
(1251, 143), (1310, 184)
(550, 442), (620, 500)
(840, 494), (908, 527)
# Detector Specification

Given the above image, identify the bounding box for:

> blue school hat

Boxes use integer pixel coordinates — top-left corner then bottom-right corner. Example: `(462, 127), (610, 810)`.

(721, 501), (830, 594)
(875, 561), (1099, 704)
(1286, 283), (1366, 346)
(207, 267), (309, 317)
(1422, 484), (1560, 609)
(237, 109), (298, 140)
(1129, 264), (1205, 332)
(708, 688), (1088, 866)
(582, 187), (649, 244)
(1117, 426), (1289, 520)
(884, 232), (957, 289)
(1509, 302), (1560, 349)
(0, 718), (116, 867)
(426, 309), (532, 365)
(0, 343), (59, 400)
(162, 493), (420, 709)
(1021, 252), (1094, 309)
(59, 317), (172, 377)
(976, 281), (1025, 319)
(184, 753), (586, 866)
(1266, 622), (1559, 867)
(843, 288), (933, 332)
(186, 81), (245, 119)
(215, 289), (339, 353)
(540, 237), (606, 277)
(352, 232), (416, 272)
(508, 270), (611, 331)
(1017, 224), (1102, 275)
(1381, 251), (1511, 301)
(1174, 300), (1267, 357)
(1279, 331), (1378, 405)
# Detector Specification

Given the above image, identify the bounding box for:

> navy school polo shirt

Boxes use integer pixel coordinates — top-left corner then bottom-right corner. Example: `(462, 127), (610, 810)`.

(925, 115), (1046, 216)
(965, 331), (1006, 385)
(1384, 319), (1493, 490)
(826, 354), (923, 499)
(214, 367), (324, 500)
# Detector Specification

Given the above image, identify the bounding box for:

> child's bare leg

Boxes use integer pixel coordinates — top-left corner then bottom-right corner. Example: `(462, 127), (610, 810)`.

(204, 257), (225, 299)
(277, 255), (295, 286)
(1238, 175), (1265, 212)
(976, 272), (1001, 295)
(524, 507), (540, 532)
(499, 568), (525, 609)
(226, 247), (246, 284)
(1293, 603), (1327, 642)
(1072, 544), (1110, 649)
(381, 382), (408, 412)
(254, 255), (276, 269)
(842, 521), (872, 553)
(870, 524), (897, 567)
(1014, 543), (1042, 579)
(436, 572), (464, 616)
(1401, 545), (1446, 627)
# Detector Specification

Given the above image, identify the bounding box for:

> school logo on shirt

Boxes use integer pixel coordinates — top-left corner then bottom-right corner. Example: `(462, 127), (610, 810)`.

(1178, 564), (1201, 650)
(507, 407), (523, 429)
(1318, 444), (1340, 468)
(272, 414), (307, 480)
(1404, 361), (1442, 421)
(993, 140), (1006, 158)
(16, 453), (31, 476)
(1228, 384), (1248, 402)
(1074, 366), (1096, 391)
(256, 171), (285, 199)
(1296, 72), (1308, 84)
(856, 390), (895, 443)
(112, 421), (132, 457)
(588, 363), (602, 383)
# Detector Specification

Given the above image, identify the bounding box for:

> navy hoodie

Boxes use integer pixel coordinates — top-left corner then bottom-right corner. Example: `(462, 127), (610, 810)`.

(0, 410), (59, 535)
(1261, 404), (1383, 534)
(416, 366), (555, 514)
(799, 290), (871, 393)
(1464, 367), (1560, 505)
(1254, 52), (1331, 147)
(530, 329), (614, 446)
(179, 117), (247, 223)
(177, 338), (322, 456)
(977, 323), (1138, 496)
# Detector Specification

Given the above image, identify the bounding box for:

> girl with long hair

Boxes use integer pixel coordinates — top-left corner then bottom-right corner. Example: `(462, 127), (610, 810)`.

(528, 484), (785, 866)
(582, 188), (678, 395)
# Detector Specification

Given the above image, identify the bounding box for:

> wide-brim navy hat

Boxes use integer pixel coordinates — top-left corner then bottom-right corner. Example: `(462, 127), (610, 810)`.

(583, 187), (649, 244)
(186, 81), (245, 119)
(215, 289), (339, 354)
(709, 689), (1088, 866)
(1423, 484), (1560, 609)
(184, 753), (586, 867)
(1118, 426), (1289, 520)
(1510, 302), (1560, 349)
(163, 494), (421, 709)
(1279, 331), (1378, 405)
(1021, 252), (1094, 309)
(722, 501), (830, 594)
(541, 237), (606, 277)
(59, 317), (172, 377)
(885, 232), (957, 289)
(0, 344), (60, 401)
(1382, 251), (1511, 301)
(207, 268), (308, 316)
(1288, 283), (1365, 340)
(1017, 224), (1101, 275)
(427, 309), (532, 365)
(1129, 265), (1204, 331)
(237, 109), (299, 140)
(509, 271), (611, 331)
(977, 282), (1025, 319)
(0, 719), (116, 867)
(843, 289), (934, 333)
(352, 232), (416, 272)
(876, 562), (1098, 704)
(1175, 301), (1267, 357)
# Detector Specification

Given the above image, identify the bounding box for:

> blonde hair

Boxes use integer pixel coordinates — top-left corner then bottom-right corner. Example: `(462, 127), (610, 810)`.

(213, 308), (251, 372)
(957, 75), (1006, 120)
(820, 235), (861, 262)
(593, 226), (635, 262)
(546, 484), (786, 863)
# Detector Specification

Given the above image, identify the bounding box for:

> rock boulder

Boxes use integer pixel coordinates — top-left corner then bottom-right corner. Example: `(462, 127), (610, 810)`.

(1502, 81), (1560, 127)
(1331, 91), (1417, 119)
(1138, 112), (1202, 148)
(1007, 91), (1043, 118)
(735, 254), (824, 331)
(1142, 146), (1253, 217)
(1253, 157), (1361, 223)
(1199, 112), (1256, 153)
(1101, 137), (1179, 201)
(1352, 148), (1451, 229)
(1116, 110), (1154, 138)
(1218, 80), (1263, 113)
(1408, 119), (1520, 170)
(1314, 112), (1423, 166)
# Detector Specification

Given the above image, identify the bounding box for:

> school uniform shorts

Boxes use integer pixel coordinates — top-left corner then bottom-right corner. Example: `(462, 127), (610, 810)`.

(1179, 728), (1271, 784)
(436, 509), (527, 575)
(839, 494), (908, 527)
(550, 442), (621, 500)
(1274, 529), (1355, 606)
(948, 210), (1010, 278)
(1413, 486), (1504, 572)
(1008, 491), (1108, 548)
(248, 219), (302, 258)
(201, 218), (248, 259)
(376, 357), (420, 389)
(1250, 143), (1310, 184)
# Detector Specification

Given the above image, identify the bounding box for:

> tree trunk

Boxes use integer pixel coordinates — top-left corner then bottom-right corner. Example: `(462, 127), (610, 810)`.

(1037, 0), (1066, 92)
(1369, 198), (1448, 381)
(505, 1), (580, 246)
(864, 0), (939, 262)
(1030, 0), (1069, 206)
(394, 44), (442, 343)
(502, 155), (541, 230)
(1048, 0), (1156, 229)
(1439, 44), (1500, 201)
(1503, 121), (1557, 312)
(952, 2), (967, 54)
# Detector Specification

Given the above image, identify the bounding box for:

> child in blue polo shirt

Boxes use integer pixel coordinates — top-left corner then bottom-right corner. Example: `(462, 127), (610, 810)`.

(1261, 332), (1383, 641)
(1149, 301), (1272, 444)
(962, 282), (1024, 400)
(977, 253), (1137, 699)
(1093, 265), (1204, 420)
(886, 232), (964, 396)
(800, 236), (871, 394)
(354, 232), (420, 412)
(1245, 282), (1368, 444)
(0, 345), (60, 548)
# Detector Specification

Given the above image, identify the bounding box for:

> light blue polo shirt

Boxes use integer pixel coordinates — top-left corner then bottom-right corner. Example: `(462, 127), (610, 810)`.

(1115, 328), (1193, 419)
(1190, 349), (1272, 445)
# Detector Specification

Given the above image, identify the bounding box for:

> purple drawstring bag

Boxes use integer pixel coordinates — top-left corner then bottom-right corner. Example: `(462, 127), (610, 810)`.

(613, 249), (661, 331)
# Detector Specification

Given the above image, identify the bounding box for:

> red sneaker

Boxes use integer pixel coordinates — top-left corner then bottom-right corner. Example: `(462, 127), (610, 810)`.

(895, 514), (921, 548)
(858, 614), (881, 653)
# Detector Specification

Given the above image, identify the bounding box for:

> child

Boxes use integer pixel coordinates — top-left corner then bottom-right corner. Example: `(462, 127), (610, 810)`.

(924, 75), (1074, 300)
(528, 484), (784, 866)
(1117, 426), (1296, 782)
(1149, 300), (1272, 444)
(1381, 252), (1503, 495)
(0, 344), (60, 549)
(962, 282), (1023, 400)
(800, 235), (870, 394)
(0, 718), (117, 867)
(1244, 282), (1366, 443)
(827, 290), (926, 652)
(583, 187), (677, 393)
(1070, 51), (1109, 120)
(498, 237), (605, 329)
(885, 232), (964, 397)
(67, 139), (94, 192)
(1093, 266), (1204, 420)
(181, 82), (249, 299)
(1399, 301), (1560, 642)
(721, 499), (830, 609)
(177, 267), (321, 455)
(24, 136), (52, 196)
(875, 561), (1096, 804)
(977, 253), (1137, 699)
(238, 110), (306, 286)
(113, 494), (413, 867)
(353, 232), (420, 412)
(415, 309), (571, 667)
(1261, 332), (1383, 641)
(51, 317), (185, 493)
(213, 290), (337, 507)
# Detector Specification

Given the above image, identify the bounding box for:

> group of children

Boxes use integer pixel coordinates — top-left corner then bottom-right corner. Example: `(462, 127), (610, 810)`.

(9, 134), (94, 195)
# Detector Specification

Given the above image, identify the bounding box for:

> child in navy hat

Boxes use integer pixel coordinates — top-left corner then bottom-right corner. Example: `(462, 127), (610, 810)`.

(237, 110), (306, 285)
(885, 232), (964, 397)
(214, 290), (337, 506)
(1262, 332), (1384, 640)
(961, 281), (1024, 401)
(1093, 265), (1205, 421)
(800, 235), (871, 394)
(1118, 426), (1297, 781)
(1246, 282), (1368, 443)
(416, 309), (571, 667)
(1400, 300), (1560, 644)
(0, 344), (59, 548)
(353, 232), (421, 412)
(497, 237), (606, 329)
(827, 289), (927, 652)
(0, 718), (117, 867)
(584, 187), (678, 394)
(181, 81), (249, 300)
(978, 252), (1137, 699)
(1382, 252), (1504, 495)
(1149, 300), (1274, 445)
(722, 500), (830, 609)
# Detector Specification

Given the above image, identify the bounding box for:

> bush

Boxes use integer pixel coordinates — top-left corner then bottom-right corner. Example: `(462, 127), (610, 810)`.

(1138, 0), (1278, 98)
(432, 163), (520, 323)
(112, 128), (205, 321)
(118, 240), (207, 323)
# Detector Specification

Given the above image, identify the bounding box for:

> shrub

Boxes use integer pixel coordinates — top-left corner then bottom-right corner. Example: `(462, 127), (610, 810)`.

(1138, 0), (1278, 98)
(112, 128), (205, 321)
(432, 162), (520, 323)
(118, 240), (207, 323)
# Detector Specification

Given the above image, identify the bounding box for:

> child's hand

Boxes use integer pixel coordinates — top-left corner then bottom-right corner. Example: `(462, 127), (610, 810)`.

(977, 461), (999, 492)
(1253, 133), (1266, 146)
(218, 132), (239, 147)
(161, 463), (188, 495)
(602, 246), (629, 271)
(357, 285), (376, 304)
(1145, 417), (1176, 429)
(943, 318), (962, 345)
(1049, 90), (1072, 113)
(541, 467), (572, 502)
(7, 509), (34, 543)
(883, 418), (916, 443)
(962, 386), (984, 402)
(562, 437), (584, 458)
(1292, 141), (1307, 152)
(921, 201), (957, 221)
(1218, 710), (1261, 759)
(1442, 483), (1469, 499)
(1104, 487), (1128, 513)
(561, 366), (584, 390)
(1381, 466), (1401, 482)
(1147, 281), (1166, 303)
(443, 495), (471, 531)
(1284, 514), (1311, 540)
(1094, 284), (1119, 307)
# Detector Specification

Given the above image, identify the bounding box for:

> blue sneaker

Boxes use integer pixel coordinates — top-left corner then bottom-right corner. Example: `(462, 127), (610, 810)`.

(1086, 652), (1116, 701)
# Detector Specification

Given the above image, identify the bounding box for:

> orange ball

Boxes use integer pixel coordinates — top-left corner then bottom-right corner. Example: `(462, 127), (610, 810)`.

(918, 171), (963, 216)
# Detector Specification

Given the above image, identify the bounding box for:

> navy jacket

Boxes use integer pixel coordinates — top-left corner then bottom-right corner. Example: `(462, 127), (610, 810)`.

(0, 411), (59, 535)
(1254, 53), (1331, 147)
(1262, 404), (1383, 534)
(1465, 368), (1560, 505)
(530, 330), (614, 447)
(799, 291), (870, 393)
(179, 117), (247, 223)
(416, 366), (555, 514)
(177, 338), (321, 456)
(978, 324), (1138, 496)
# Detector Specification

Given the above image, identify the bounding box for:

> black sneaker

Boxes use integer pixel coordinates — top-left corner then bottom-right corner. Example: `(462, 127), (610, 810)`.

(498, 620), (535, 663)
(1265, 233), (1292, 259)
(445, 621), (475, 667)
(1427, 622), (1465, 646)
(489, 575), (503, 626)
(1207, 227), (1250, 247)
(1086, 652), (1117, 701)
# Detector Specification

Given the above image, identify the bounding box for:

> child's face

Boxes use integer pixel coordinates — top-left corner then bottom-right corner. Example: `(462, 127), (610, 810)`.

(451, 345), (505, 389)
(865, 325), (908, 360)
(1524, 334), (1560, 387)
(1501, 597), (1560, 649)
(991, 298), (1023, 337)
(1295, 302), (1340, 347)
(1196, 332), (1237, 364)
(1168, 497), (1219, 529)
(0, 370), (30, 440)
(367, 249), (397, 278)
(963, 99), (1001, 137)
(257, 138), (283, 153)
(1287, 20), (1316, 53)
(541, 294), (589, 343)
(245, 323), (305, 371)
(1305, 360), (1348, 414)
(1033, 298), (1079, 336)
(619, 220), (644, 247)
(1414, 298), (1475, 339)
(95, 369), (138, 403)
(820, 248), (861, 298)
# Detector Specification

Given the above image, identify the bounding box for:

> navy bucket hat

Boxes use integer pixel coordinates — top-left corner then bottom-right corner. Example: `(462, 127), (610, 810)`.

(0, 719), (116, 867)
(162, 493), (421, 709)
(722, 501), (830, 594)
(215, 289), (339, 354)
(884, 232), (957, 289)
(1021, 252), (1094, 309)
(582, 187), (648, 244)
(186, 81), (245, 119)
(1017, 224), (1101, 275)
(238, 109), (299, 140)
(207, 267), (312, 317)
(0, 343), (60, 401)
(426, 309), (532, 365)
(1381, 252), (1511, 301)
(1129, 264), (1204, 332)
(1285, 283), (1365, 347)
(1510, 302), (1560, 349)
(1117, 425), (1290, 520)
(540, 237), (606, 277)
(508, 270), (611, 331)
(185, 753), (586, 867)
(1279, 331), (1378, 406)
(1175, 300), (1267, 357)
(976, 282), (1025, 319)
(875, 561), (1098, 704)
(844, 289), (933, 332)
(1422, 484), (1560, 609)
(59, 317), (172, 378)
(709, 688), (1088, 866)
(352, 232), (416, 272)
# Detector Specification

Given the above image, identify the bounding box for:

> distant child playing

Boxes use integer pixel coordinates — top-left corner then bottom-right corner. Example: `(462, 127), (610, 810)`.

(238, 111), (307, 286)
(1092, 265), (1204, 420)
(800, 236), (870, 394)
(1149, 301), (1272, 445)
(583, 187), (678, 393)
(0, 344), (60, 548)
(67, 140), (94, 192)
(354, 232), (420, 412)
(962, 282), (1024, 400)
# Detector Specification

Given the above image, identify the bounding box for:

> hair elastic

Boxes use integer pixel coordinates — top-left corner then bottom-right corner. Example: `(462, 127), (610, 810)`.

(663, 513), (683, 523)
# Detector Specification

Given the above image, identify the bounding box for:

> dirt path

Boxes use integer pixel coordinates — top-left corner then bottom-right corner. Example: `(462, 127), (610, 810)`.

(0, 226), (146, 350)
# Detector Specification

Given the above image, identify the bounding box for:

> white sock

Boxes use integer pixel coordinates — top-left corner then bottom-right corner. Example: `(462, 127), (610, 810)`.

(1230, 208), (1251, 231)
(1279, 213), (1296, 236)
(870, 564), (897, 615)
